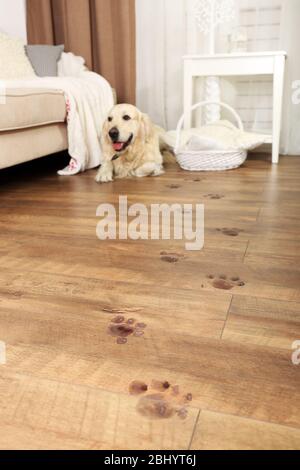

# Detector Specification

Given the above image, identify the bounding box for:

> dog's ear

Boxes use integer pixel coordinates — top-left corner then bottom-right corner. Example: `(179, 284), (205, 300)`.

(139, 113), (154, 143)
(101, 119), (114, 160)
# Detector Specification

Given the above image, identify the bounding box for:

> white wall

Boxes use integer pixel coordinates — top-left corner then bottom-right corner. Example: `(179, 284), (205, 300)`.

(0, 0), (27, 42)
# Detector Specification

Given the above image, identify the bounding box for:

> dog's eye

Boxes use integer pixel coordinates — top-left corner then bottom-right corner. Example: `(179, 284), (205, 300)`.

(123, 115), (131, 121)
(108, 117), (113, 122)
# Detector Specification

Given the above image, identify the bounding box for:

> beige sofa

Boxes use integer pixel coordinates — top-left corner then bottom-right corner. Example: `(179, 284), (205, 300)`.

(0, 88), (68, 170)
(0, 87), (116, 170)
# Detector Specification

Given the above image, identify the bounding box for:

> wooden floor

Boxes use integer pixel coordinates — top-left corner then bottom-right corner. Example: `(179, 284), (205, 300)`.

(0, 152), (299, 450)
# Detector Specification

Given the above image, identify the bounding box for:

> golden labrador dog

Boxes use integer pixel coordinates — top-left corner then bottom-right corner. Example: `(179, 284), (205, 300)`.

(95, 104), (164, 183)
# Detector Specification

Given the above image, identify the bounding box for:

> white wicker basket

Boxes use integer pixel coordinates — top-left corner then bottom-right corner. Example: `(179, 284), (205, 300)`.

(175, 101), (247, 171)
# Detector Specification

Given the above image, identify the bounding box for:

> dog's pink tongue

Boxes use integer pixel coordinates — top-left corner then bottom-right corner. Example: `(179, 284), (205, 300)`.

(113, 142), (124, 151)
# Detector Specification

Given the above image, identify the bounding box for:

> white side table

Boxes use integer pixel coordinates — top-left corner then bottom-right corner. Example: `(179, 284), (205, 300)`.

(183, 52), (287, 164)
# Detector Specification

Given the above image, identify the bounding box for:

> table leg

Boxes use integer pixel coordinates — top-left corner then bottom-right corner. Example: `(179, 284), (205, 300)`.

(272, 56), (285, 164)
(184, 69), (193, 130)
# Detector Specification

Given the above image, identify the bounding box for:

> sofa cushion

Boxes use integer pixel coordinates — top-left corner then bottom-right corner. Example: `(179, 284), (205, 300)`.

(0, 88), (66, 131)
(0, 123), (68, 170)
(25, 45), (64, 77)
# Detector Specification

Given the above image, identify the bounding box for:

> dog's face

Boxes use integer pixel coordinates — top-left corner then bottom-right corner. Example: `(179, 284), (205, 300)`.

(102, 104), (153, 158)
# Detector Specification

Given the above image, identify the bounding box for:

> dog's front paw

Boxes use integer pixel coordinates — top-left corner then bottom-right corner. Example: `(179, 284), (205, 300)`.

(95, 169), (114, 184)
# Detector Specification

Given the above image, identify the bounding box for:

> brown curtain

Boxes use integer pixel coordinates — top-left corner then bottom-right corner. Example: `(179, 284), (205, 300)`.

(26, 0), (136, 104)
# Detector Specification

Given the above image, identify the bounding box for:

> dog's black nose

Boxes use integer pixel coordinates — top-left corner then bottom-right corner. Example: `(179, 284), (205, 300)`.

(109, 127), (119, 142)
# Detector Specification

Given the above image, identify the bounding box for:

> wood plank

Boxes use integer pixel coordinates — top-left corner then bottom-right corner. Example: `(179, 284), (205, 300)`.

(0, 372), (199, 450)
(191, 410), (300, 450)
(0, 278), (230, 342)
(1, 329), (299, 428)
(246, 238), (300, 260)
(243, 253), (300, 301)
(1, 243), (300, 303)
(0, 215), (249, 254)
(223, 295), (300, 350)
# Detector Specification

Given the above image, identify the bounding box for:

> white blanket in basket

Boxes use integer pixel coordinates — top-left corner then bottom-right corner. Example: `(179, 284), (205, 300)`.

(164, 120), (269, 152)
(3, 53), (114, 171)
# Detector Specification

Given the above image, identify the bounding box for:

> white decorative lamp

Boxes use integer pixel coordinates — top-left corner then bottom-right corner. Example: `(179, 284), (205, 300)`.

(193, 0), (236, 123)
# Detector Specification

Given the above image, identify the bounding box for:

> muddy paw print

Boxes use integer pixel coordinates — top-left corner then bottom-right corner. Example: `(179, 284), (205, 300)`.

(216, 228), (243, 237)
(129, 380), (192, 420)
(204, 193), (224, 200)
(184, 177), (202, 182)
(160, 251), (185, 263)
(207, 274), (245, 291)
(108, 316), (147, 344)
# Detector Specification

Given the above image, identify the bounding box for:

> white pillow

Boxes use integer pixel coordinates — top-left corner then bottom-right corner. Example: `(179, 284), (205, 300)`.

(187, 135), (225, 151)
(0, 32), (36, 79)
(164, 120), (269, 152)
